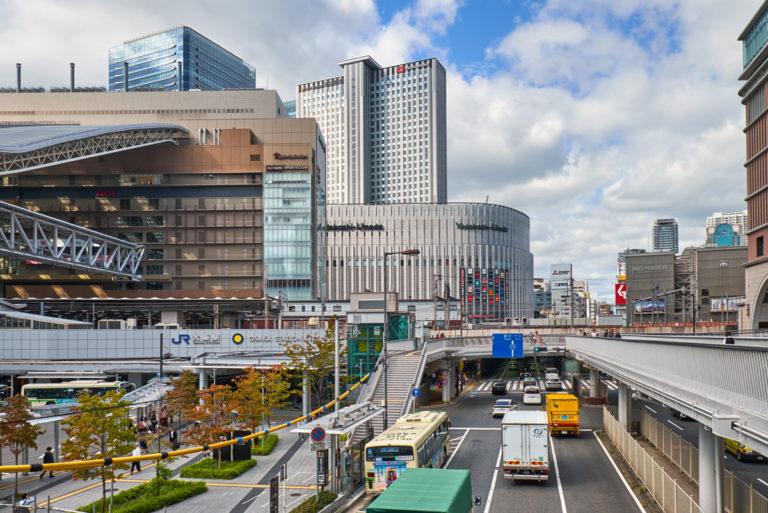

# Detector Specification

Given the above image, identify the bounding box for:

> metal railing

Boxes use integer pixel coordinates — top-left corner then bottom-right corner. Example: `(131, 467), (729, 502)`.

(402, 338), (430, 415)
(641, 411), (768, 513)
(603, 407), (702, 513)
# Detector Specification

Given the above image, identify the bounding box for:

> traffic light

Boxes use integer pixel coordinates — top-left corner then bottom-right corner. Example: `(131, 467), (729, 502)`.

(533, 346), (548, 353)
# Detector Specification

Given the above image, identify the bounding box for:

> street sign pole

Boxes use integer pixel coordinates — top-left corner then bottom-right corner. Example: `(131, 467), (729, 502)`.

(269, 475), (279, 513)
(281, 463), (287, 513)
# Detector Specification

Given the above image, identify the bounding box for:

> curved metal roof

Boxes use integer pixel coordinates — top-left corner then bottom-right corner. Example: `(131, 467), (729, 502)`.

(0, 123), (188, 153)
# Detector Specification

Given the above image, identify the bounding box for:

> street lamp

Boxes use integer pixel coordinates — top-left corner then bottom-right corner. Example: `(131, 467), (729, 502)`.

(719, 260), (728, 325)
(383, 248), (420, 430)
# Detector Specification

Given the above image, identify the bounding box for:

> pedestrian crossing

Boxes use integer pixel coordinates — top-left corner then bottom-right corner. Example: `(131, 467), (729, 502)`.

(473, 379), (574, 393)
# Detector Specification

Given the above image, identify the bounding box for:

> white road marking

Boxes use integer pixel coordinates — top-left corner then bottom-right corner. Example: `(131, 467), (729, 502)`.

(449, 427), (501, 431)
(580, 380), (590, 390)
(594, 432), (647, 513)
(667, 420), (685, 431)
(757, 478), (768, 488)
(482, 447), (503, 513)
(602, 379), (618, 391)
(445, 430), (469, 468)
(506, 381), (512, 391)
(579, 428), (594, 432)
(643, 405), (657, 414)
(549, 434), (568, 513)
(562, 380), (571, 390)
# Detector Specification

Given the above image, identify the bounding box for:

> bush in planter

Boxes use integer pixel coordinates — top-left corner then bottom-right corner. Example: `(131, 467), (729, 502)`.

(252, 434), (279, 455)
(288, 491), (337, 513)
(180, 458), (257, 479)
(76, 477), (206, 513)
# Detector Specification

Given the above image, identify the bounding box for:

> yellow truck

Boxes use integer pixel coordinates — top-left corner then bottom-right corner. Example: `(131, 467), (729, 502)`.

(545, 393), (580, 436)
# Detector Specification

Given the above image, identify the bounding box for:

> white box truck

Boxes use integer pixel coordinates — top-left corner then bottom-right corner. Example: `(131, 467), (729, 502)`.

(501, 410), (549, 482)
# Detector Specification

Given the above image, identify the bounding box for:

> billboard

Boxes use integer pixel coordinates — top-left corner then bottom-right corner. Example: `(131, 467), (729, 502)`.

(633, 299), (665, 313)
(614, 283), (627, 306)
(710, 296), (745, 312)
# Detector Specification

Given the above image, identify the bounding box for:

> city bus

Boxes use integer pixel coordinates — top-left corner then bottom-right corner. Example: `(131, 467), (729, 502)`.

(21, 380), (134, 408)
(364, 411), (450, 494)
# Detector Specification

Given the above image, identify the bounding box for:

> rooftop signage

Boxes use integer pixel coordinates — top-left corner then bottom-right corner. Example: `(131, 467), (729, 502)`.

(273, 152), (308, 160)
(455, 222), (508, 233)
(327, 223), (384, 232)
(265, 165), (309, 171)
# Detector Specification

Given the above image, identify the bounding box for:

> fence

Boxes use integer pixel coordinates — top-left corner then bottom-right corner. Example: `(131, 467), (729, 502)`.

(603, 406), (702, 513)
(641, 411), (768, 513)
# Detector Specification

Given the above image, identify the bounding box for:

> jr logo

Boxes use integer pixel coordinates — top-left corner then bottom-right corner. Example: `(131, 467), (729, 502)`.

(171, 334), (190, 345)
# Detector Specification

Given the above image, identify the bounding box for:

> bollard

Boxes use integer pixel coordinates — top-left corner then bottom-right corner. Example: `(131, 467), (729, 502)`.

(47, 495), (51, 513)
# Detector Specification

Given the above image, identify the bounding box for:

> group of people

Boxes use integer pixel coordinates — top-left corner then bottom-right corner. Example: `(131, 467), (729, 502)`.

(577, 328), (622, 338)
(134, 407), (168, 435)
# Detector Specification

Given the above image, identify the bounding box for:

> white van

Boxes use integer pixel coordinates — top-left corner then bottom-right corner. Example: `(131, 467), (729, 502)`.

(501, 410), (549, 482)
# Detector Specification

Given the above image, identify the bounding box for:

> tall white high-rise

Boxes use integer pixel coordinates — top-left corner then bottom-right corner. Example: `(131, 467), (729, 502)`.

(297, 56), (447, 205)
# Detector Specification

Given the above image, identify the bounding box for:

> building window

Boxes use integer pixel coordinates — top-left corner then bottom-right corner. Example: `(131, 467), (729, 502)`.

(119, 199), (131, 210)
(758, 236), (765, 257)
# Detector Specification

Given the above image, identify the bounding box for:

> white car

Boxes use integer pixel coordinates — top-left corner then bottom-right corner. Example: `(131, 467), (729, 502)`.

(523, 386), (542, 405)
(545, 378), (563, 391)
(492, 399), (516, 418)
(545, 372), (559, 381)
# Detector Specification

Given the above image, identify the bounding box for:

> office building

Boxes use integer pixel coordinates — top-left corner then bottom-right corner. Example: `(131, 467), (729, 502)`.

(550, 263), (573, 320)
(739, 3), (768, 329)
(533, 278), (551, 318)
(298, 56), (447, 205)
(652, 218), (679, 253)
(108, 26), (256, 92)
(325, 202), (533, 322)
(705, 211), (748, 247)
(617, 248), (646, 278)
(283, 100), (296, 118)
(0, 90), (325, 326)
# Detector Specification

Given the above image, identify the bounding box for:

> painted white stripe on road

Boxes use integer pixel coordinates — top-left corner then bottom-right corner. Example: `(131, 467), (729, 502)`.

(594, 432), (646, 513)
(549, 434), (568, 513)
(643, 405), (657, 414)
(482, 447), (503, 513)
(580, 379), (590, 390)
(667, 420), (685, 431)
(449, 427), (501, 431)
(602, 379), (618, 391)
(506, 381), (512, 391)
(445, 430), (469, 468)
(562, 380), (571, 390)
(757, 478), (768, 488)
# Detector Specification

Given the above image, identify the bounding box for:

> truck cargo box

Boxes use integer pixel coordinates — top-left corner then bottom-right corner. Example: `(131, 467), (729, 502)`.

(367, 468), (472, 513)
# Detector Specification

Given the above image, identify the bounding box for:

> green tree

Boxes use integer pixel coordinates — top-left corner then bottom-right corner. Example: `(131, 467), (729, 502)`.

(61, 390), (135, 513)
(0, 394), (43, 503)
(262, 365), (295, 426)
(283, 318), (345, 409)
(185, 384), (235, 468)
(166, 370), (199, 426)
(232, 368), (267, 436)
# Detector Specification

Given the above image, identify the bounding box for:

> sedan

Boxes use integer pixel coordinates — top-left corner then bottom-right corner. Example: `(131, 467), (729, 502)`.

(523, 386), (542, 405)
(522, 377), (538, 389)
(491, 381), (508, 395)
(545, 378), (563, 391)
(492, 399), (515, 418)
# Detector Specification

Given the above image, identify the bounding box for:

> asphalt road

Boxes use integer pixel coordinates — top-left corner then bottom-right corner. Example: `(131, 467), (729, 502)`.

(441, 380), (643, 513)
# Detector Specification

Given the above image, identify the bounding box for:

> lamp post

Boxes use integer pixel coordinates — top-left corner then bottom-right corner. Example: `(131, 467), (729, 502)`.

(719, 260), (728, 325)
(383, 248), (420, 430)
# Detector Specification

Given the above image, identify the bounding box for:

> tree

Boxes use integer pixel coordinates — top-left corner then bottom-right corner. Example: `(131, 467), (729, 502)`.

(61, 390), (135, 513)
(185, 384), (235, 467)
(283, 318), (345, 409)
(166, 370), (199, 426)
(232, 366), (295, 445)
(262, 365), (295, 426)
(0, 395), (43, 503)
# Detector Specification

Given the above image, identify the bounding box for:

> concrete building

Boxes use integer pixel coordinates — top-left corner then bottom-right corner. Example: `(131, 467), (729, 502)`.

(324, 202), (533, 322)
(652, 218), (679, 253)
(108, 26), (256, 92)
(0, 90), (325, 326)
(550, 263), (573, 320)
(625, 247), (746, 326)
(739, 2), (768, 329)
(705, 211), (748, 247)
(533, 278), (551, 318)
(297, 56), (446, 205)
(617, 248), (647, 278)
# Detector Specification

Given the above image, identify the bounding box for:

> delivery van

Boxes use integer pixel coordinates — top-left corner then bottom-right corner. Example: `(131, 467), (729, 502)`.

(501, 410), (549, 482)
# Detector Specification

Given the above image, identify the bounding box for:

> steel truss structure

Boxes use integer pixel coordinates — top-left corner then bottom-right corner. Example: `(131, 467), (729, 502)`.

(0, 200), (143, 279)
(0, 125), (188, 175)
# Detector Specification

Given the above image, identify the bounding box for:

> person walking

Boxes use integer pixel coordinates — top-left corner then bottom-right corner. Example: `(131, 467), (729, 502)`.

(169, 428), (180, 450)
(39, 447), (54, 479)
(130, 444), (142, 474)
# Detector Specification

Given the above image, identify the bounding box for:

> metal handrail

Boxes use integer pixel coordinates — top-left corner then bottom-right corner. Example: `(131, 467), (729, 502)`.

(402, 338), (431, 415)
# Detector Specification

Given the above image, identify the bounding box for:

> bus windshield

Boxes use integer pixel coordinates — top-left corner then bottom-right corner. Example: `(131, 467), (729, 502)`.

(366, 446), (414, 461)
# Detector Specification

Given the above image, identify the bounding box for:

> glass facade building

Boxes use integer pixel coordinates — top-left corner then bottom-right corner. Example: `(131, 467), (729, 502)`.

(108, 26), (256, 92)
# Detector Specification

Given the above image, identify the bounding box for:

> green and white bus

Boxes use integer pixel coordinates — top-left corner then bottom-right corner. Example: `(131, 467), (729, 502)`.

(21, 380), (133, 408)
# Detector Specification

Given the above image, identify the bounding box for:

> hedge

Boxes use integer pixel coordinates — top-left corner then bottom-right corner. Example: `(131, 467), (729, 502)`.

(289, 491), (337, 513)
(77, 478), (206, 513)
(252, 434), (279, 455)
(179, 457), (257, 479)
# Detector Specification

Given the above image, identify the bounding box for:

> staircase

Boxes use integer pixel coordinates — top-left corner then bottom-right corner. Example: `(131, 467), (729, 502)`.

(369, 350), (424, 431)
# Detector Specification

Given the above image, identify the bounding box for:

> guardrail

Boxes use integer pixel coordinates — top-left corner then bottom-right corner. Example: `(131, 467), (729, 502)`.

(603, 407), (702, 513)
(641, 411), (768, 513)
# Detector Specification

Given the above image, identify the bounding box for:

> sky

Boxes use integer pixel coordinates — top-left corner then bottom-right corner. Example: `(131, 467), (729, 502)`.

(0, 0), (758, 302)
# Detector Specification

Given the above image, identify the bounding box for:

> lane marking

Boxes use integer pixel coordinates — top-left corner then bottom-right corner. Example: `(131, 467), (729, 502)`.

(580, 380), (590, 390)
(549, 434), (568, 513)
(506, 381), (512, 391)
(757, 478), (768, 488)
(445, 430), (469, 468)
(667, 420), (685, 431)
(449, 427), (501, 431)
(481, 446), (502, 513)
(643, 405), (657, 414)
(593, 432), (646, 513)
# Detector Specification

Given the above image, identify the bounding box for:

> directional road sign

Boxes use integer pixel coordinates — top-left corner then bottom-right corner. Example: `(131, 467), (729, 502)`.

(492, 333), (523, 358)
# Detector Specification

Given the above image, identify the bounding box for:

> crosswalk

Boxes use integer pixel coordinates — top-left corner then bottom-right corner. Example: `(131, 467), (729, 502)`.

(474, 379), (574, 393)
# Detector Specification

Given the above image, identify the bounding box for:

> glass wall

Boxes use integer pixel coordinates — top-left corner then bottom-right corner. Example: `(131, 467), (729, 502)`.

(264, 171), (313, 300)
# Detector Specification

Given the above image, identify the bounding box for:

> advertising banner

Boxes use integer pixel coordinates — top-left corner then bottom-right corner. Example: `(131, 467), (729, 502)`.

(633, 299), (665, 313)
(710, 296), (745, 312)
(614, 283), (627, 306)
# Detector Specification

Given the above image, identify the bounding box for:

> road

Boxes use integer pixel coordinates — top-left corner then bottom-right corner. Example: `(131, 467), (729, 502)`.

(442, 379), (643, 513)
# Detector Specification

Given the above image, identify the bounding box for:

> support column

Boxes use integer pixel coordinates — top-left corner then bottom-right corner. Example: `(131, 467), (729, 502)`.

(617, 383), (632, 430)
(53, 420), (60, 461)
(442, 362), (455, 403)
(698, 424), (724, 513)
(197, 369), (208, 405)
(302, 371), (310, 418)
(589, 369), (600, 398)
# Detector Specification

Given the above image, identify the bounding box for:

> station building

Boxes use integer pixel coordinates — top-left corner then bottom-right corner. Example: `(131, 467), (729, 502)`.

(0, 90), (325, 327)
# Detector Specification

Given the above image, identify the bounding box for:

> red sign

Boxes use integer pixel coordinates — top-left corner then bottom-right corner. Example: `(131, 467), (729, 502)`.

(615, 283), (627, 306)
(95, 190), (117, 198)
(396, 64), (405, 73)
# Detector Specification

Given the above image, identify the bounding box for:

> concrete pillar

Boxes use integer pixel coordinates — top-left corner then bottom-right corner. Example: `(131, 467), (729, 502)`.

(442, 362), (455, 403)
(698, 424), (724, 513)
(197, 369), (208, 405)
(589, 369), (600, 398)
(302, 371), (310, 418)
(53, 420), (60, 461)
(617, 383), (632, 430)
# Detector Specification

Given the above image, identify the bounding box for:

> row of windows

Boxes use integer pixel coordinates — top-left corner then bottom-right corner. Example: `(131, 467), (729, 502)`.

(0, 108), (256, 116)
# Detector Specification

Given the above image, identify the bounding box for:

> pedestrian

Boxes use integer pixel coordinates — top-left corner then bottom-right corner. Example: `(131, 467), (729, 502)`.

(602, 329), (609, 337)
(169, 429), (180, 450)
(130, 444), (142, 474)
(724, 330), (735, 345)
(39, 447), (54, 479)
(614, 330), (622, 339)
(139, 437), (148, 452)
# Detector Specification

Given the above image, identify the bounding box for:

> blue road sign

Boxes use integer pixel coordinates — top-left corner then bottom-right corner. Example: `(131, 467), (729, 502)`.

(492, 333), (524, 358)
(310, 426), (326, 443)
(412, 388), (421, 398)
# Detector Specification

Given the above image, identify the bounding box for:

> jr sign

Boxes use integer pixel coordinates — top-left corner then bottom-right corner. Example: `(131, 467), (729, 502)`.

(491, 333), (523, 358)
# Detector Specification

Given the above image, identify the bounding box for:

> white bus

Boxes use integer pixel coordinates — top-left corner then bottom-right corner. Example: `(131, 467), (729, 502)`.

(21, 380), (134, 408)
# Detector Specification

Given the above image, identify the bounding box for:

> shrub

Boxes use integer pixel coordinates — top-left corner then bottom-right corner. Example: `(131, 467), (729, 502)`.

(77, 478), (206, 513)
(180, 457), (257, 479)
(288, 491), (337, 513)
(252, 434), (279, 455)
